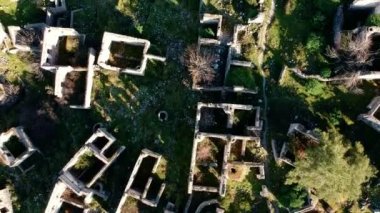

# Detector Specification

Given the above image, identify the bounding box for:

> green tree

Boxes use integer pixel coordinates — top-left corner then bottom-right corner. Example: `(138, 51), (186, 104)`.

(286, 130), (377, 207)
(277, 185), (308, 209)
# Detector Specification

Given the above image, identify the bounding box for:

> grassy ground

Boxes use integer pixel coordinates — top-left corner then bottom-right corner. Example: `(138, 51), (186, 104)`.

(265, 0), (340, 77)
(263, 0), (380, 211)
(265, 0), (380, 211)
(0, 0), (202, 212)
(6, 0), (376, 212)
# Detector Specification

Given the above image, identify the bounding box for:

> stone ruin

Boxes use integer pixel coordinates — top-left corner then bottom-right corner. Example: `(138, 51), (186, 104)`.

(46, 0), (68, 26)
(194, 199), (223, 213)
(188, 102), (265, 197)
(184, 193), (225, 213)
(194, 102), (262, 137)
(199, 14), (223, 46)
(45, 128), (125, 213)
(164, 202), (176, 213)
(287, 123), (319, 141)
(359, 96), (380, 132)
(0, 185), (13, 213)
(193, 12), (258, 94)
(200, 0), (266, 24)
(53, 48), (96, 109)
(270, 124), (320, 212)
(272, 123), (319, 167)
(350, 0), (380, 9)
(0, 0), (67, 53)
(39, 27), (98, 109)
(0, 23), (12, 51)
(97, 32), (166, 76)
(40, 27), (86, 72)
(0, 127), (39, 170)
(7, 23), (46, 53)
(116, 149), (166, 211)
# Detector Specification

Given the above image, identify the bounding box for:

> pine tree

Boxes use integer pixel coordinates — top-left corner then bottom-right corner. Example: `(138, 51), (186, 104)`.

(285, 130), (377, 206)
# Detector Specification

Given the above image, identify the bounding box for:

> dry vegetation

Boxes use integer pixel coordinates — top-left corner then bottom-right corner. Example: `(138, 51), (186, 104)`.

(184, 45), (216, 86)
(196, 139), (217, 163)
(327, 30), (377, 87)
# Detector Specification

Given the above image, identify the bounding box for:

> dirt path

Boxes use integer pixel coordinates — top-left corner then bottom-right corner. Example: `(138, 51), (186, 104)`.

(258, 0), (275, 170)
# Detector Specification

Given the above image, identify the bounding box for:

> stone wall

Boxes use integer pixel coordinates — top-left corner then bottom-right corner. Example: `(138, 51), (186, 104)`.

(359, 96), (380, 132)
(116, 149), (166, 211)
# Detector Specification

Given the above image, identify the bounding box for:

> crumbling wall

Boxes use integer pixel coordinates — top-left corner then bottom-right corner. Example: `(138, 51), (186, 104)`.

(46, 128), (125, 213)
(116, 149), (166, 211)
(97, 32), (165, 76)
(40, 27), (85, 72)
(188, 103), (265, 197)
(0, 127), (38, 168)
(359, 96), (380, 132)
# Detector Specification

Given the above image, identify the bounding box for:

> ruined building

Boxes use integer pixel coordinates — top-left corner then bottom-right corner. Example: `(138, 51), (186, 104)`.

(188, 103), (265, 197)
(359, 96), (380, 132)
(45, 128), (125, 213)
(0, 127), (38, 169)
(46, 0), (68, 26)
(0, 23), (12, 51)
(269, 123), (320, 213)
(192, 1), (263, 94)
(40, 27), (86, 72)
(272, 123), (319, 167)
(0, 185), (13, 213)
(8, 23), (46, 53)
(97, 32), (166, 76)
(40, 27), (97, 109)
(116, 149), (166, 211)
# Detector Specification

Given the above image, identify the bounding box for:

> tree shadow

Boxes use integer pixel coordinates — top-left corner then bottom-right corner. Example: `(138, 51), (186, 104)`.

(0, 0), (45, 26)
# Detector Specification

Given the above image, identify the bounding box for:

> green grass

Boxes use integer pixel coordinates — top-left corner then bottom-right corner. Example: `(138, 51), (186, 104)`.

(0, 0), (201, 212)
(0, 0), (45, 26)
(66, 0), (199, 50)
(220, 171), (264, 212)
(265, 0), (339, 77)
(90, 61), (200, 211)
(225, 66), (257, 90)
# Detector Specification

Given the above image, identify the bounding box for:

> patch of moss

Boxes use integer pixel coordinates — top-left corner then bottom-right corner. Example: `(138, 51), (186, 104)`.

(226, 66), (256, 89)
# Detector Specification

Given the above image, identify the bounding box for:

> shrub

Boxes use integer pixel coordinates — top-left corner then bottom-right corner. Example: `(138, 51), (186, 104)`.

(306, 34), (323, 53)
(74, 151), (94, 170)
(320, 67), (332, 78)
(329, 108), (343, 126)
(305, 79), (325, 96)
(366, 14), (380, 26)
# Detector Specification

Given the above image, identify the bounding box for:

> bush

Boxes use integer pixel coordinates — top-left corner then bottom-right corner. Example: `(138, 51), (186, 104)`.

(329, 108), (343, 126)
(305, 79), (325, 96)
(320, 67), (332, 78)
(366, 14), (380, 26)
(306, 34), (323, 53)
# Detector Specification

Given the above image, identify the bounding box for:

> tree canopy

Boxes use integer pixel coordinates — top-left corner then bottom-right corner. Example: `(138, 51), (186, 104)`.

(285, 130), (377, 206)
